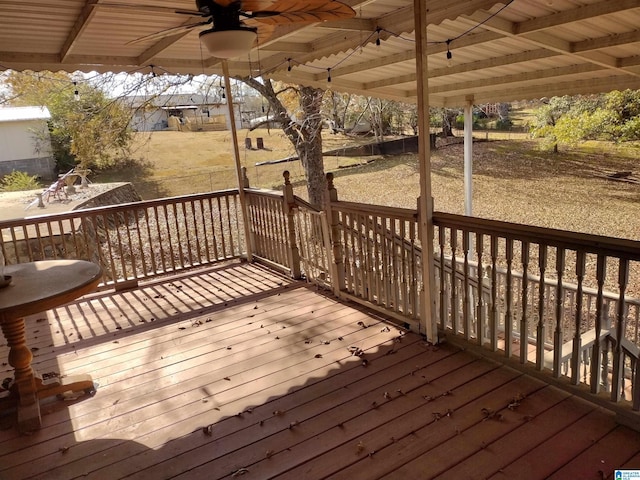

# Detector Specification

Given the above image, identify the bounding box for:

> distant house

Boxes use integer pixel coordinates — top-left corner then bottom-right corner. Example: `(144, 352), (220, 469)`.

(123, 94), (248, 132)
(0, 106), (55, 180)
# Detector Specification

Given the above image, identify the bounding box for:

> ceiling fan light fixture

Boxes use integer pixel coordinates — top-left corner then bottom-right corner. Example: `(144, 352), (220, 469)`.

(199, 27), (257, 58)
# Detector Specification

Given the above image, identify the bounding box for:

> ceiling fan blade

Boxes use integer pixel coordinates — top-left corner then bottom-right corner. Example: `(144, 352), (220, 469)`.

(240, 0), (279, 10)
(256, 23), (276, 44)
(243, 0), (355, 25)
(126, 20), (211, 45)
(96, 2), (204, 16)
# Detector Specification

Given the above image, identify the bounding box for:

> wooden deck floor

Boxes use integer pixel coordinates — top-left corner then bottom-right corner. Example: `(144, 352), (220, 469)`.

(1, 261), (640, 480)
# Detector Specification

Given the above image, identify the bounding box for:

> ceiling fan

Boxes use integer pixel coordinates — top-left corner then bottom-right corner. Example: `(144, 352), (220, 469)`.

(120, 0), (356, 59)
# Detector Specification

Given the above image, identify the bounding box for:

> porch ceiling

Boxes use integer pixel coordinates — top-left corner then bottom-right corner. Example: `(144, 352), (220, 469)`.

(1, 0), (640, 106)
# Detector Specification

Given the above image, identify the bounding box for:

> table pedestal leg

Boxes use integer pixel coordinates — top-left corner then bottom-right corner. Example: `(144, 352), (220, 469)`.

(1, 317), (41, 433)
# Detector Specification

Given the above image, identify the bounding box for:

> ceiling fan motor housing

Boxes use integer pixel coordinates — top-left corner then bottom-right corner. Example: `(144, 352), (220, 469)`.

(197, 0), (243, 30)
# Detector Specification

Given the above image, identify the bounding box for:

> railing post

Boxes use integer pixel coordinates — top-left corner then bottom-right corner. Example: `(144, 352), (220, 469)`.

(282, 171), (302, 279)
(326, 173), (345, 296)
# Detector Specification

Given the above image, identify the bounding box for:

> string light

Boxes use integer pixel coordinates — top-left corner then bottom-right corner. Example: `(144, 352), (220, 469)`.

(73, 81), (80, 101)
(261, 0), (514, 83)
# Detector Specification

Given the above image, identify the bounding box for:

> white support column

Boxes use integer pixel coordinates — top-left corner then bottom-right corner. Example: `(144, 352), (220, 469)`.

(222, 60), (253, 262)
(464, 95), (474, 217)
(414, 0), (438, 343)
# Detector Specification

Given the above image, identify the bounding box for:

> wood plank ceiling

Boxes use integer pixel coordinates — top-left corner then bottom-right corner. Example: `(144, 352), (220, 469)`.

(1, 0), (639, 106)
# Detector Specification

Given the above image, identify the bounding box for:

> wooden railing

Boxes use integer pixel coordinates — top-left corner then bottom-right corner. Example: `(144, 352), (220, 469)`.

(0, 190), (244, 288)
(245, 189), (292, 275)
(433, 212), (640, 412)
(328, 199), (422, 331)
(292, 196), (332, 288)
(3, 177), (640, 416)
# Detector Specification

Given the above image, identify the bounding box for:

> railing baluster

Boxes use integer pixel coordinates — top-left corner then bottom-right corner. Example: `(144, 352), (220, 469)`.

(450, 227), (459, 334)
(133, 207), (148, 277)
(553, 248), (566, 378)
(505, 238), (514, 358)
(438, 226), (446, 329)
(190, 200), (202, 265)
(612, 258), (630, 402)
(382, 216), (391, 308)
(161, 204), (174, 271)
(124, 209), (137, 278)
(389, 217), (402, 312)
(520, 241), (530, 363)
(181, 201), (193, 266)
(224, 195), (235, 258)
(490, 235), (499, 351)
(372, 214), (381, 304)
(462, 230), (470, 340)
(9, 228), (20, 263)
(172, 202), (184, 269)
(409, 220), (418, 319)
(536, 245), (548, 370)
(349, 212), (358, 295)
(571, 251), (586, 385)
(400, 218), (408, 312)
(216, 197), (228, 258)
(476, 233), (484, 346)
(153, 205), (166, 272)
(633, 356), (640, 411)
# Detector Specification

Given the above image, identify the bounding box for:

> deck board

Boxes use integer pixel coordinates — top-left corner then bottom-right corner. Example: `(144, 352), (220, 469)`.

(1, 261), (640, 480)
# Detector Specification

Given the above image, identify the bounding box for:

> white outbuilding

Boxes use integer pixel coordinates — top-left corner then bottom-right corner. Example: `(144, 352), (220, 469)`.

(0, 106), (55, 180)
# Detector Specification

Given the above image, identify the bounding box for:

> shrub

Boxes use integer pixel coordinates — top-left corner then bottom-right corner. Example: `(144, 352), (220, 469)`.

(1, 171), (42, 192)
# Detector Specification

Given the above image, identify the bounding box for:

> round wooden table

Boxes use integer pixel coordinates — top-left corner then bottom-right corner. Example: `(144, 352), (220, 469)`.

(0, 260), (102, 433)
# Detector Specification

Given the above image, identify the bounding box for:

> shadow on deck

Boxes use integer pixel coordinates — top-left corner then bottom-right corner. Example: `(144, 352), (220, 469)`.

(1, 261), (639, 479)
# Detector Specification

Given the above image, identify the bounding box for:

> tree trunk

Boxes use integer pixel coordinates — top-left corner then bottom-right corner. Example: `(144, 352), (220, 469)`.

(297, 86), (326, 207)
(235, 78), (326, 207)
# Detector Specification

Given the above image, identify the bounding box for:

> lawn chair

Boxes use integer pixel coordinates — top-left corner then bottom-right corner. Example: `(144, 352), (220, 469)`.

(42, 169), (74, 203)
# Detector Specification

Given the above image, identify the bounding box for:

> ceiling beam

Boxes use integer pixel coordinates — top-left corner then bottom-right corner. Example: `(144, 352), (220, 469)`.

(461, 8), (640, 78)
(515, 0), (640, 35)
(60, 0), (100, 62)
(430, 63), (606, 96)
(259, 41), (314, 53)
(137, 26), (195, 66)
(318, 18), (376, 31)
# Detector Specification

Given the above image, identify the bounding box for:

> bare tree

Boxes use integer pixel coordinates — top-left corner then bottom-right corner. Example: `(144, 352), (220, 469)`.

(236, 77), (326, 206)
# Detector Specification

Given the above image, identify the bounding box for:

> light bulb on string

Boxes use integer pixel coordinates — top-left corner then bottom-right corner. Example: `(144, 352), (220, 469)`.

(376, 28), (381, 47)
(326, 68), (332, 87)
(73, 81), (80, 101)
(446, 39), (453, 67)
(286, 58), (292, 77)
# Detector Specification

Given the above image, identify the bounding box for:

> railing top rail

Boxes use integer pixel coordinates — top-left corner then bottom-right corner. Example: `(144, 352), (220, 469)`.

(0, 189), (241, 228)
(434, 211), (640, 260)
(245, 188), (284, 200)
(293, 196), (321, 212)
(331, 200), (418, 220)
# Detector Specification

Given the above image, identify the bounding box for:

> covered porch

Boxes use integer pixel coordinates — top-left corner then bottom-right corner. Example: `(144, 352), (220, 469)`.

(1, 183), (640, 477)
(2, 0), (640, 477)
(2, 260), (640, 479)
